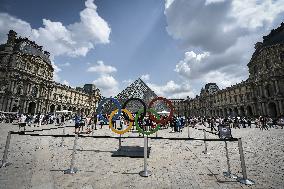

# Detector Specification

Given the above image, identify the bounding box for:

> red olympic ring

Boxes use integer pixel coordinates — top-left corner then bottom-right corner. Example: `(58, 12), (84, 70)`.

(148, 97), (174, 124)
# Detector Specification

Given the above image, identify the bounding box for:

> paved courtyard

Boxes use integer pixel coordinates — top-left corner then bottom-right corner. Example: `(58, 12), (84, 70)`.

(0, 122), (284, 189)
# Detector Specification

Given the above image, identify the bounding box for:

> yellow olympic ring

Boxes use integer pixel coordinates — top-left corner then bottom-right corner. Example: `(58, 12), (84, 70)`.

(109, 108), (133, 135)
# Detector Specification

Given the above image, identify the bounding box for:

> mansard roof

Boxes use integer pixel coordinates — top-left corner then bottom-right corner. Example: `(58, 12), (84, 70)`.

(1, 30), (52, 65)
(262, 22), (284, 46)
(249, 22), (284, 64)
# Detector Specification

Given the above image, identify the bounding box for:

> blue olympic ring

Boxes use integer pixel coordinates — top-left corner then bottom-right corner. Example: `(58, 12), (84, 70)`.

(96, 97), (122, 122)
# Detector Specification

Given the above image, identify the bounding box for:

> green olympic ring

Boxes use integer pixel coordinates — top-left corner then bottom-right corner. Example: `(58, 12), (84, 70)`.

(135, 108), (161, 135)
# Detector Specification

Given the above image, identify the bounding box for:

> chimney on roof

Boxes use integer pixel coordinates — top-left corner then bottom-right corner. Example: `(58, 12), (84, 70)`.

(7, 30), (17, 45)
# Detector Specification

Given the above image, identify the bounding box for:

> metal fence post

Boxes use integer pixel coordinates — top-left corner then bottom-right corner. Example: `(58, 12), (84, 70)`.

(223, 141), (237, 178)
(202, 129), (208, 154)
(0, 131), (12, 168)
(156, 129), (158, 138)
(188, 124), (190, 138)
(139, 135), (151, 177)
(237, 138), (255, 185)
(60, 124), (66, 147)
(118, 134), (122, 150)
(64, 133), (79, 174)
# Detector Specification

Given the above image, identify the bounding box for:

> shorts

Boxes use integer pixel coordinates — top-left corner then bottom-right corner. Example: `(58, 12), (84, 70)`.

(75, 123), (80, 128)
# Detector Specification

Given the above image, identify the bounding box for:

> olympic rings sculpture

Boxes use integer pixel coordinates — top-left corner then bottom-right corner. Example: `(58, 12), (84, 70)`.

(96, 97), (174, 135)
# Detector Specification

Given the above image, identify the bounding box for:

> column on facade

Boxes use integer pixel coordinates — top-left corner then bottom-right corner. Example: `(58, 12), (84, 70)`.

(24, 101), (28, 113)
(259, 85), (263, 97)
(36, 101), (40, 114)
(21, 101), (26, 114)
(262, 103), (267, 116)
(24, 82), (29, 95)
(0, 97), (2, 111)
(274, 80), (280, 94)
(43, 101), (47, 114)
(4, 98), (11, 112)
(27, 83), (31, 94)
(10, 80), (15, 94)
(255, 102), (263, 115)
(252, 103), (259, 116)
(278, 100), (283, 116)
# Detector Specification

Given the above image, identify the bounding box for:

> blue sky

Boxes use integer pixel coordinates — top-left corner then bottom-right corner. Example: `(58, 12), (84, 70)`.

(0, 0), (284, 98)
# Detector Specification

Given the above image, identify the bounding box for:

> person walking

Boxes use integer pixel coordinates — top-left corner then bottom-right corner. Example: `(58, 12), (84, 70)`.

(233, 117), (239, 129)
(18, 114), (27, 131)
(86, 115), (92, 134)
(247, 117), (252, 128)
(60, 114), (65, 126)
(210, 117), (216, 132)
(242, 117), (246, 128)
(74, 114), (81, 134)
(92, 113), (98, 130)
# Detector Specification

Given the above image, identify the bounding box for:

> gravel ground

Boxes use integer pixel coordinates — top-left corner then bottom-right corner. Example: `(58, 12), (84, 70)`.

(0, 122), (283, 189)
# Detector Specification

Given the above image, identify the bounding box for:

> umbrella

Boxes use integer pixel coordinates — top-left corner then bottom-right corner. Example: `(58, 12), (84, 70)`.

(157, 110), (170, 115)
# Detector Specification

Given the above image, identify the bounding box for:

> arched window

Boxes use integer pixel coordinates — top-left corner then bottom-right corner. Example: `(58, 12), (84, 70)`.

(31, 86), (38, 97)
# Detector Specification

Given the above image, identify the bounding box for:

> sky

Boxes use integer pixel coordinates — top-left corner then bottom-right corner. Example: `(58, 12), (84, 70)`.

(0, 0), (283, 98)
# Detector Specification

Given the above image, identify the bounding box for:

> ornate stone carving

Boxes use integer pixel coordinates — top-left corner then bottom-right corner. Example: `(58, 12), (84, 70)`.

(0, 30), (101, 114)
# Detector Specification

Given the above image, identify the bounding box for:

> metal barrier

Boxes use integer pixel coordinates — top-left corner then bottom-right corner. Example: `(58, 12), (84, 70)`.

(202, 129), (208, 154)
(236, 138), (255, 185)
(118, 134), (122, 150)
(188, 124), (190, 138)
(64, 133), (79, 174)
(60, 124), (66, 147)
(2, 130), (255, 185)
(223, 141), (237, 179)
(139, 135), (151, 177)
(0, 131), (12, 168)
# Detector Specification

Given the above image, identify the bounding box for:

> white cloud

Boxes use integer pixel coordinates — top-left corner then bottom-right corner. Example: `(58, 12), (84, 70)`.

(164, 0), (284, 53)
(122, 79), (133, 84)
(231, 0), (284, 29)
(165, 0), (284, 94)
(93, 74), (119, 97)
(202, 71), (243, 89)
(165, 0), (175, 9)
(68, 0), (111, 45)
(175, 51), (210, 79)
(147, 80), (194, 99)
(141, 74), (150, 81)
(87, 60), (119, 97)
(87, 60), (117, 74)
(0, 0), (111, 58)
(51, 61), (61, 82)
(62, 80), (70, 86)
(205, 0), (225, 5)
(0, 13), (33, 44)
(60, 62), (71, 67)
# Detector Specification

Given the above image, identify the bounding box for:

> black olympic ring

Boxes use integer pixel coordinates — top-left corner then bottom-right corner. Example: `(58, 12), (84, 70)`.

(121, 97), (147, 122)
(96, 96), (174, 124)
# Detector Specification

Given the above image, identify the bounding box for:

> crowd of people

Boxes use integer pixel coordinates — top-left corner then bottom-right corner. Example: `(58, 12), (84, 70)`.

(2, 110), (284, 134)
(0, 113), (17, 123)
(187, 116), (284, 131)
(0, 112), (74, 130)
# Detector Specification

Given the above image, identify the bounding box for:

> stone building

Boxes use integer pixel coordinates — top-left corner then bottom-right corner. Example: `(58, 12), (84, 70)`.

(186, 23), (284, 118)
(0, 30), (101, 115)
(169, 99), (187, 116)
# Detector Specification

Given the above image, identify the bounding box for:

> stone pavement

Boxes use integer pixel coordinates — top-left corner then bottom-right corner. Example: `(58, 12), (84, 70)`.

(0, 122), (284, 188)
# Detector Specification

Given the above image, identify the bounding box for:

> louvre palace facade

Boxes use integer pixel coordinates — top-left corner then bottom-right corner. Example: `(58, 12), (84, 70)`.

(0, 30), (101, 115)
(185, 23), (284, 118)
